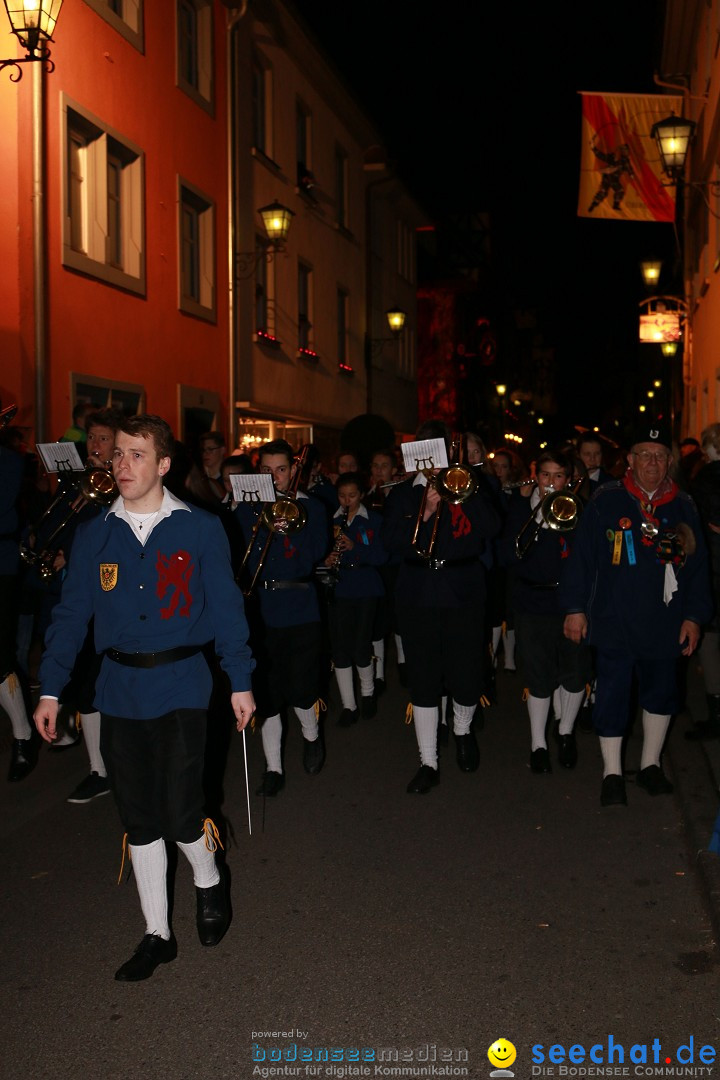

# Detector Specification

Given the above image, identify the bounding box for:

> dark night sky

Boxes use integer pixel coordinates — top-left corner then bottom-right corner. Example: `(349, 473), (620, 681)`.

(297, 1), (677, 438)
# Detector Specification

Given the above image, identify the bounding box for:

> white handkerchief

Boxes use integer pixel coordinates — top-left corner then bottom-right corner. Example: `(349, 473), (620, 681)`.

(663, 563), (678, 606)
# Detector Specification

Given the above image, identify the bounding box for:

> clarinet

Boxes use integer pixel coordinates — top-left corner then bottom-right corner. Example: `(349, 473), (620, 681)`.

(315, 506), (349, 596)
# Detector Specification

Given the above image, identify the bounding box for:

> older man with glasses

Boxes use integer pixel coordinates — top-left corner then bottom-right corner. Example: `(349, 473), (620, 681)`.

(561, 422), (712, 807)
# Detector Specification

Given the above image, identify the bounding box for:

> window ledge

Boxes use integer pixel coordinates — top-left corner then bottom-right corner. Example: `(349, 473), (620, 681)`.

(333, 223), (354, 242)
(251, 147), (282, 174)
(337, 361), (354, 375)
(63, 247), (146, 297)
(297, 347), (319, 362)
(254, 330), (282, 348)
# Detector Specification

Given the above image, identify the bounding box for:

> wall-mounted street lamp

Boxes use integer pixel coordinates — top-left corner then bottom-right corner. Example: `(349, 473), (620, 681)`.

(651, 115), (696, 181)
(1, 0), (63, 80)
(661, 341), (678, 357)
(638, 296), (687, 344)
(366, 306), (407, 358)
(640, 260), (662, 289)
(236, 200), (295, 280)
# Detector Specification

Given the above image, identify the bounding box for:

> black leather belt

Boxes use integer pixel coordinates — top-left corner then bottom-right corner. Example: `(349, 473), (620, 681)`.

(404, 555), (479, 571)
(261, 579), (311, 591)
(105, 645), (204, 668)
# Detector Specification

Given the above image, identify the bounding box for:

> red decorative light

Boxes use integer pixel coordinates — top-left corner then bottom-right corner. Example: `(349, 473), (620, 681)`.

(255, 329), (281, 346)
(297, 347), (319, 361)
(337, 361), (354, 375)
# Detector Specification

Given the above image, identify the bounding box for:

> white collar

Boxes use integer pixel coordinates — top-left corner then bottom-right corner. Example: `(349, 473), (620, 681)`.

(107, 486), (191, 523)
(413, 473), (428, 488)
(334, 503), (369, 520)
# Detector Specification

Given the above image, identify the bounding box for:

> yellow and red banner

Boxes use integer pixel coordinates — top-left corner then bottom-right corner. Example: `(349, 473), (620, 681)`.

(578, 92), (682, 222)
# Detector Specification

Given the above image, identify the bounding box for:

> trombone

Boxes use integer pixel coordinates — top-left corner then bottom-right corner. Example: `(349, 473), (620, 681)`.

(514, 481), (584, 559)
(239, 446), (309, 596)
(21, 459), (117, 579)
(411, 440), (477, 559)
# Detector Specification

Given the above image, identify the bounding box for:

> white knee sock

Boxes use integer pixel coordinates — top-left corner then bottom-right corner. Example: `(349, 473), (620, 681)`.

(412, 705), (439, 768)
(640, 711), (671, 770)
(130, 839), (170, 939)
(373, 639), (385, 680)
(294, 705), (319, 741)
(261, 713), (283, 773)
(395, 634), (405, 664)
(557, 689), (586, 736)
(334, 667), (356, 710)
(441, 695), (449, 726)
(358, 664), (374, 698)
(503, 628), (516, 669)
(453, 701), (476, 736)
(0, 674), (32, 740)
(177, 833), (220, 889)
(527, 695), (551, 750)
(600, 736), (623, 777)
(80, 711), (106, 776)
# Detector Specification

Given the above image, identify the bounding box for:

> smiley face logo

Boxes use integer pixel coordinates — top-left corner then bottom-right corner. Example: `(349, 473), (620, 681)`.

(488, 1039), (517, 1070)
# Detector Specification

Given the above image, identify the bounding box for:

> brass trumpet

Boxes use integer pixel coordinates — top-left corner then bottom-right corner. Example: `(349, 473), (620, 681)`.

(411, 441), (477, 558)
(514, 482), (583, 559)
(21, 460), (117, 579)
(240, 447), (309, 596)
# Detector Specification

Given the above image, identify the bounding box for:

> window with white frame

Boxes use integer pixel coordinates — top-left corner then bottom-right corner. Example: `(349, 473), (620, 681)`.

(337, 288), (349, 364)
(296, 98), (313, 191)
(176, 0), (213, 112)
(252, 52), (273, 158)
(335, 145), (348, 229)
(179, 179), (215, 321)
(62, 97), (145, 295)
(254, 237), (276, 340)
(83, 0), (144, 51)
(298, 262), (313, 352)
(72, 373), (145, 417)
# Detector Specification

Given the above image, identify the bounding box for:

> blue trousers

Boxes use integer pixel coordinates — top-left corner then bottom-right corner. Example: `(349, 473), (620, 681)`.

(593, 650), (679, 737)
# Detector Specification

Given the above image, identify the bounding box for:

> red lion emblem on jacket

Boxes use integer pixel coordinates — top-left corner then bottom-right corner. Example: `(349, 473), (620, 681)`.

(156, 550), (194, 618)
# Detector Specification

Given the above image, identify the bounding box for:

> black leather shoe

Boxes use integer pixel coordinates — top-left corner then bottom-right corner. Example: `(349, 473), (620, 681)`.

(8, 734), (39, 782)
(455, 731), (479, 772)
(196, 876), (230, 947)
(530, 747), (551, 773)
(114, 933), (177, 981)
(255, 771), (284, 796)
(601, 774), (627, 806)
(337, 708), (358, 727)
(406, 764), (439, 794)
(636, 764), (673, 796)
(303, 736), (325, 774)
(557, 732), (578, 769)
(360, 693), (377, 719)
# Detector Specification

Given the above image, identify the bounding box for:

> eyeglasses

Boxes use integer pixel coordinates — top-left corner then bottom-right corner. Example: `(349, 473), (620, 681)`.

(633, 450), (669, 463)
(202, 445), (223, 453)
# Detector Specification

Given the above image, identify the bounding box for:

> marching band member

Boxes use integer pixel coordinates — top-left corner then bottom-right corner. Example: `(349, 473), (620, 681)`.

(499, 450), (592, 773)
(235, 440), (328, 797)
(35, 415), (255, 980)
(382, 420), (501, 794)
(324, 472), (387, 725)
(364, 449), (405, 690)
(562, 423), (712, 806)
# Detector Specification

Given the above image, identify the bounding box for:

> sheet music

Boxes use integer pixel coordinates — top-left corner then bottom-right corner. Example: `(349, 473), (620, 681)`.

(36, 442), (84, 474)
(230, 474), (276, 503)
(401, 438), (448, 474)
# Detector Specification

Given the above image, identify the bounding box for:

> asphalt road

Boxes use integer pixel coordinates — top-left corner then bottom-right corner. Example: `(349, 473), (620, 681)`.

(1, 659), (719, 1080)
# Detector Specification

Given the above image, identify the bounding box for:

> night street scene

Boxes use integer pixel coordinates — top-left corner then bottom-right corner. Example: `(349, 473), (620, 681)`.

(3, 2), (720, 1079)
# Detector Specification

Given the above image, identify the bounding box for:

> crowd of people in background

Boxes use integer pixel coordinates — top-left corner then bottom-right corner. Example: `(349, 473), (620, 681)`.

(1, 405), (719, 805)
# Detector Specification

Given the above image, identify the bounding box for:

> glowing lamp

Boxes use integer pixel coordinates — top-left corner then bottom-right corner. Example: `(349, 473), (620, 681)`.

(651, 115), (696, 180)
(259, 201), (294, 246)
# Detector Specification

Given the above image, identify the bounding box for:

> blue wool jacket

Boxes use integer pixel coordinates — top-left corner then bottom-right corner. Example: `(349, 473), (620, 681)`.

(331, 506), (387, 599)
(498, 490), (576, 615)
(39, 500), (255, 718)
(235, 492), (327, 627)
(559, 479), (713, 658)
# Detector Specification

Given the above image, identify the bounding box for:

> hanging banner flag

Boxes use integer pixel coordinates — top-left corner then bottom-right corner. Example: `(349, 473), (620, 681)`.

(578, 92), (683, 222)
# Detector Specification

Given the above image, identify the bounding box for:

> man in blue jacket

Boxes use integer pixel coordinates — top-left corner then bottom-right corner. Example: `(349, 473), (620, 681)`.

(562, 422), (712, 807)
(34, 415), (256, 981)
